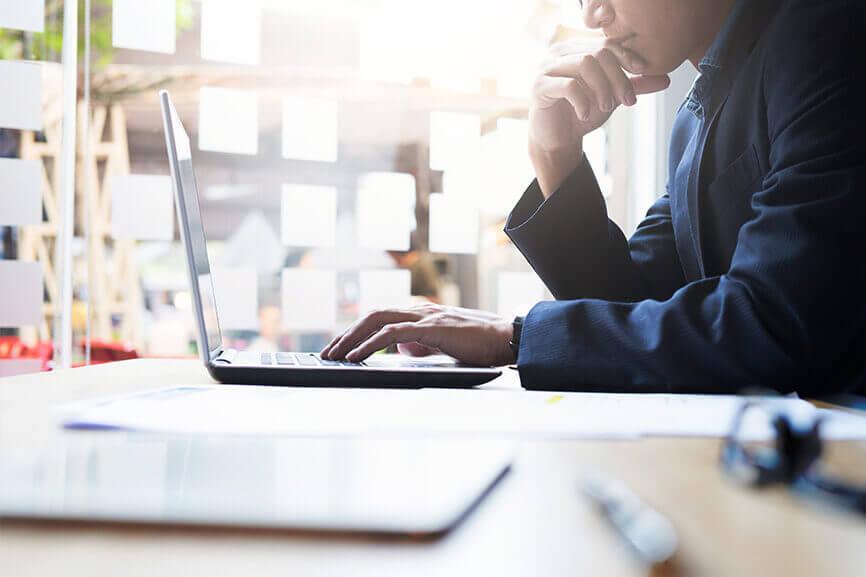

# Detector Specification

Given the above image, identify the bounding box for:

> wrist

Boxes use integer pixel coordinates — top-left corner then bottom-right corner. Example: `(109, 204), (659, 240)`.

(507, 316), (524, 365)
(529, 140), (584, 199)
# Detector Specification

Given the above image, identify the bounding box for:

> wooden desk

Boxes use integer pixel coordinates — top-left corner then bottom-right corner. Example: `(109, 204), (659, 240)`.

(1, 359), (864, 577)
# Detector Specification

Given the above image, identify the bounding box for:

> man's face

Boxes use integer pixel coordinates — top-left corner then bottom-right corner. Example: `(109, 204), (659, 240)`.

(581, 0), (707, 74)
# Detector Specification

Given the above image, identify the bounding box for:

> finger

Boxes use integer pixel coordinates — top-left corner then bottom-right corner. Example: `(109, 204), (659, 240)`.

(397, 342), (440, 357)
(535, 76), (592, 121)
(602, 40), (648, 75)
(595, 49), (636, 106)
(545, 54), (614, 113)
(631, 74), (671, 96)
(325, 311), (418, 360)
(346, 323), (425, 363)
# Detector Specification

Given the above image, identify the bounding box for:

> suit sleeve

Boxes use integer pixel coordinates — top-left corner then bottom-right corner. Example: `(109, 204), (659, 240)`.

(505, 158), (685, 302)
(514, 1), (866, 395)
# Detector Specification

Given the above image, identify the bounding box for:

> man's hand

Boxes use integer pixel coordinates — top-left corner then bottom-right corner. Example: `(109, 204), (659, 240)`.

(320, 304), (516, 367)
(530, 39), (671, 196)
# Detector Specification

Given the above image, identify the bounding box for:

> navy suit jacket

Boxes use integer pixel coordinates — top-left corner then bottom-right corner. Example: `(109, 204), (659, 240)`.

(505, 0), (866, 395)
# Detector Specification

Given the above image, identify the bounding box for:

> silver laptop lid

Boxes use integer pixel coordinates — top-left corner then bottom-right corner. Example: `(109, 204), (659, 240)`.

(160, 90), (223, 364)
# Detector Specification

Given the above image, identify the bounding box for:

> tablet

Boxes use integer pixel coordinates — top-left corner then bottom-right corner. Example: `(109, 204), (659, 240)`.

(0, 435), (511, 538)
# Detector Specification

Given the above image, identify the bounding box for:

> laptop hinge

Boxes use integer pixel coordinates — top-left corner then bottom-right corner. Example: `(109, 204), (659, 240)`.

(213, 348), (237, 365)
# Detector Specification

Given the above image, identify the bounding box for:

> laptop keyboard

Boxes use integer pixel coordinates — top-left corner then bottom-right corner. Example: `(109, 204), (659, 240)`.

(260, 352), (363, 368)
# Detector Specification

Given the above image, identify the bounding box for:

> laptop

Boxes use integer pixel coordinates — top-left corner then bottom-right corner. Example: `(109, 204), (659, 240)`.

(160, 90), (502, 388)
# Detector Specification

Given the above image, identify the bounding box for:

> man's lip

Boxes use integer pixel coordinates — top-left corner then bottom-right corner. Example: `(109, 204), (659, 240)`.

(605, 33), (637, 46)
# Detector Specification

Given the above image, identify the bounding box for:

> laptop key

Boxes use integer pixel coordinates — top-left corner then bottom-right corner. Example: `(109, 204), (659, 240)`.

(295, 354), (320, 367)
(275, 353), (296, 366)
(261, 353), (273, 365)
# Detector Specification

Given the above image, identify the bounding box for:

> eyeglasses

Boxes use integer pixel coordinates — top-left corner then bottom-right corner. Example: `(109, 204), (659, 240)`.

(721, 400), (866, 515)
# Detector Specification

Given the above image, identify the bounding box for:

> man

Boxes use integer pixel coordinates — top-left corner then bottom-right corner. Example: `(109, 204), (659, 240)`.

(323, 0), (866, 396)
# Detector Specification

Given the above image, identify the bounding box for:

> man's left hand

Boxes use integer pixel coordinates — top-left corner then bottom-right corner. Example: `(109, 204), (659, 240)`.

(320, 304), (517, 367)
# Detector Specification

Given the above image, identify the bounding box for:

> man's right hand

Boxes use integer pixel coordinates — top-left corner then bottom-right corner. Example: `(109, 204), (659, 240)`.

(529, 39), (671, 197)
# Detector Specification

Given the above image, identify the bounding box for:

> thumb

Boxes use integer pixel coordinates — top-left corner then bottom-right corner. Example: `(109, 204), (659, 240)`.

(630, 74), (671, 96)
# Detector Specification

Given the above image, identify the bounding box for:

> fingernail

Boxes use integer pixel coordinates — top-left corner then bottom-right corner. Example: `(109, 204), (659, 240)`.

(607, 99), (616, 111)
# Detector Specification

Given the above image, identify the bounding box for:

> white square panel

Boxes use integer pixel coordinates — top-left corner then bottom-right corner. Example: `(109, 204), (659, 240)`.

(281, 184), (337, 248)
(0, 61), (42, 131)
(110, 174), (174, 241)
(112, 0), (176, 54)
(282, 97), (339, 163)
(198, 86), (259, 155)
(359, 270), (411, 316)
(497, 271), (546, 317)
(211, 267), (259, 331)
(0, 158), (41, 226)
(0, 261), (42, 327)
(282, 269), (337, 332)
(356, 172), (415, 252)
(428, 194), (479, 255)
(479, 118), (535, 217)
(201, 0), (261, 65)
(0, 0), (44, 32)
(429, 111), (481, 172)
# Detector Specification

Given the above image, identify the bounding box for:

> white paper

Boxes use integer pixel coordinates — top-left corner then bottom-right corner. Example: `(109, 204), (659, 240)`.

(110, 174), (174, 241)
(356, 172), (415, 251)
(497, 272), (546, 317)
(281, 269), (337, 332)
(429, 111), (481, 172)
(211, 267), (258, 331)
(0, 61), (42, 131)
(428, 193), (479, 255)
(0, 261), (42, 327)
(358, 269), (411, 316)
(0, 158), (41, 226)
(0, 0), (44, 32)
(281, 184), (337, 248)
(112, 0), (176, 54)
(200, 0), (261, 65)
(282, 97), (339, 163)
(198, 87), (259, 156)
(61, 388), (866, 441)
(0, 359), (43, 378)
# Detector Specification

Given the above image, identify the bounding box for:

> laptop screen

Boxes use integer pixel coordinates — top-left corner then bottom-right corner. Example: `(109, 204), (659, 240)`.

(163, 94), (223, 360)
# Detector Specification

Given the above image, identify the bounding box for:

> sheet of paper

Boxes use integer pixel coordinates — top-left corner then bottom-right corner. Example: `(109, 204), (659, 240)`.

(0, 61), (42, 131)
(281, 184), (337, 247)
(356, 172), (414, 251)
(110, 174), (174, 241)
(61, 388), (866, 441)
(198, 86), (259, 156)
(210, 267), (258, 331)
(0, 158), (41, 226)
(0, 0), (44, 32)
(429, 111), (481, 172)
(282, 97), (339, 163)
(0, 261), (42, 328)
(112, 0), (176, 54)
(281, 269), (337, 332)
(428, 193), (479, 255)
(0, 359), (43, 378)
(200, 0), (261, 65)
(497, 271), (547, 317)
(358, 270), (411, 315)
(59, 386), (638, 439)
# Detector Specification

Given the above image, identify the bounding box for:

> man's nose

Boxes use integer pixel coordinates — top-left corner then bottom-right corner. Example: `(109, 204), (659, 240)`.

(582, 0), (615, 30)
